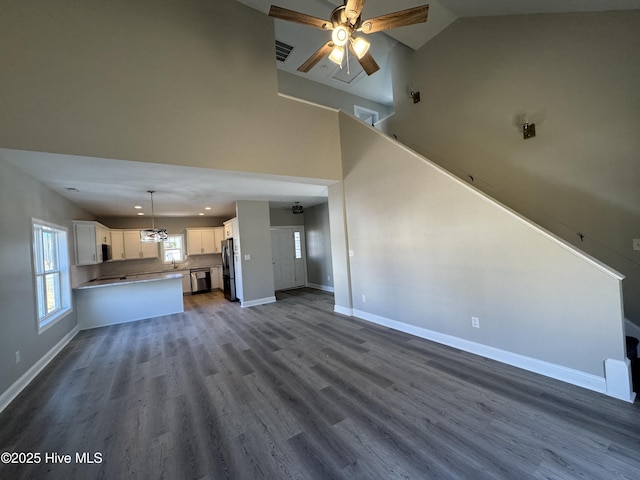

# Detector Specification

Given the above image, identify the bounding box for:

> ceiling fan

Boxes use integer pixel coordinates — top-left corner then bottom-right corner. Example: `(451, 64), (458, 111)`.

(269, 1), (429, 76)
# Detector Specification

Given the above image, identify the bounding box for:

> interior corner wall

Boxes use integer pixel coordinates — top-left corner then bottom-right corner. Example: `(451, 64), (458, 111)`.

(269, 208), (305, 227)
(277, 70), (394, 119)
(387, 11), (640, 325)
(338, 112), (626, 381)
(236, 201), (275, 304)
(303, 203), (334, 290)
(0, 0), (341, 181)
(0, 159), (94, 396)
(328, 182), (352, 313)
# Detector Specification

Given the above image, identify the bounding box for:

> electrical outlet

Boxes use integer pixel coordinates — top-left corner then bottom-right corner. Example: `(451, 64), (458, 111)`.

(349, 250), (354, 257)
(471, 317), (480, 328)
(633, 239), (640, 251)
(362, 294), (367, 303)
(15, 351), (20, 363)
(327, 275), (331, 282)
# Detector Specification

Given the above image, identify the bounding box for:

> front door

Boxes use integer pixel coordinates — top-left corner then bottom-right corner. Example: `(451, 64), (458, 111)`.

(271, 227), (306, 291)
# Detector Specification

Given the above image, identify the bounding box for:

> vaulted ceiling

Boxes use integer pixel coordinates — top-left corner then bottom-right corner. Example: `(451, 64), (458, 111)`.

(241, 0), (640, 105)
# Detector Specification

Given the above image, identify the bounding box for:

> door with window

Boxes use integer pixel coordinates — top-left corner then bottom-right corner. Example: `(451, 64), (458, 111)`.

(271, 227), (306, 291)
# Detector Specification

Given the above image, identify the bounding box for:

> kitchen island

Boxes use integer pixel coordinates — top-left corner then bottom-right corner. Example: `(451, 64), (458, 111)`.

(74, 273), (184, 330)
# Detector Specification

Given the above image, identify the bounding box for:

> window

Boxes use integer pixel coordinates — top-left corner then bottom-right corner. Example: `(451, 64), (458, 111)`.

(163, 235), (184, 263)
(294, 231), (302, 259)
(32, 219), (71, 333)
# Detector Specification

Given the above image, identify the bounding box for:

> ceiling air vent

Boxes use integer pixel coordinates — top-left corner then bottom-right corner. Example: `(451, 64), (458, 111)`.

(275, 40), (294, 63)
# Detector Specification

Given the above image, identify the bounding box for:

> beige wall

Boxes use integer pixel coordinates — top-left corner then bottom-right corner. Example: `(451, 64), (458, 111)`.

(97, 216), (229, 233)
(0, 0), (341, 181)
(269, 208), (305, 227)
(339, 113), (626, 381)
(277, 71), (394, 120)
(236, 201), (276, 304)
(0, 160), (95, 395)
(387, 11), (640, 324)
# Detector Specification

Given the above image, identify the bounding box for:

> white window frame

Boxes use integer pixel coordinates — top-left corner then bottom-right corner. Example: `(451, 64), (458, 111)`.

(162, 234), (184, 264)
(32, 218), (72, 334)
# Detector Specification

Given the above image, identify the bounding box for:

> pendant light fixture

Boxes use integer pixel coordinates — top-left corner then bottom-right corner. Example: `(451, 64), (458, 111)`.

(140, 190), (168, 243)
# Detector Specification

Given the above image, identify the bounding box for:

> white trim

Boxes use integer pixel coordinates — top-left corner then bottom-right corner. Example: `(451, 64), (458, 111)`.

(32, 218), (73, 334)
(350, 309), (632, 400)
(605, 358), (636, 403)
(625, 318), (640, 340)
(277, 93), (340, 112)
(308, 282), (334, 293)
(0, 325), (80, 413)
(334, 305), (353, 316)
(241, 296), (276, 308)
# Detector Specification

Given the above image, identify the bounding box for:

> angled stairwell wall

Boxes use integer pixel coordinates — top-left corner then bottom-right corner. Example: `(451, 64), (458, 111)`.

(336, 112), (633, 402)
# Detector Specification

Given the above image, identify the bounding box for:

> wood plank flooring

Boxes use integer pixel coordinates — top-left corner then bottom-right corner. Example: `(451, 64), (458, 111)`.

(1, 288), (639, 479)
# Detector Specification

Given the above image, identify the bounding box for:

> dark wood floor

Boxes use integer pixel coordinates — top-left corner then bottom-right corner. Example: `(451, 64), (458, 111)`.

(1, 288), (639, 479)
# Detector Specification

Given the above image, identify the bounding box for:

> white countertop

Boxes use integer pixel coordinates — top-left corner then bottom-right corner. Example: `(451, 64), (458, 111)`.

(76, 272), (183, 290)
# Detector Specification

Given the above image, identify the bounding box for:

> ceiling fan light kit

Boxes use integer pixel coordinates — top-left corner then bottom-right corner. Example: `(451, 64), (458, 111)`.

(328, 45), (345, 65)
(351, 36), (370, 59)
(331, 25), (349, 46)
(269, 1), (428, 76)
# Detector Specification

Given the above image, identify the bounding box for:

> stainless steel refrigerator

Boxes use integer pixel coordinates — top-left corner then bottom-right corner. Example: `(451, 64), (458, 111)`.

(221, 238), (237, 301)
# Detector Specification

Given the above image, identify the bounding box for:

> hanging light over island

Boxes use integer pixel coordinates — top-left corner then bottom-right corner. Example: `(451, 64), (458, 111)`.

(139, 190), (168, 243)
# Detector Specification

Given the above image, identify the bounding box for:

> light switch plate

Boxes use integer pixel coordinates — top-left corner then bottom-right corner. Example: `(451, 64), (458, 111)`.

(633, 239), (640, 251)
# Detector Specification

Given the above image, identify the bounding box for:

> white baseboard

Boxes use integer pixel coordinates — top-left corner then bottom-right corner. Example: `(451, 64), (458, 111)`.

(307, 283), (335, 293)
(241, 296), (276, 308)
(0, 325), (80, 413)
(352, 309), (633, 402)
(605, 358), (636, 403)
(334, 305), (353, 316)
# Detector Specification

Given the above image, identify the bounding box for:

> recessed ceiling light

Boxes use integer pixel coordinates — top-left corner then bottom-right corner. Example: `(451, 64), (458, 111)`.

(137, 212), (144, 216)
(205, 207), (211, 210)
(134, 205), (142, 209)
(198, 212), (204, 216)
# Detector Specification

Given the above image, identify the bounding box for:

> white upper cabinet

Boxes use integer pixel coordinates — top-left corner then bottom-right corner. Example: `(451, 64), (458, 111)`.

(223, 219), (236, 239)
(186, 228), (223, 255)
(213, 227), (224, 253)
(110, 230), (125, 261)
(73, 220), (110, 265)
(123, 230), (159, 259)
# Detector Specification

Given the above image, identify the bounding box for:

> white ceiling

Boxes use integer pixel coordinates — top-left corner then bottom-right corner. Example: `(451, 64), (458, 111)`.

(0, 149), (333, 219)
(242, 0), (640, 104)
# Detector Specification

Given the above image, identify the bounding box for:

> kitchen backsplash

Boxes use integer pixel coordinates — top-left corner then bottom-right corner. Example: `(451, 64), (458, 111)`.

(98, 253), (221, 278)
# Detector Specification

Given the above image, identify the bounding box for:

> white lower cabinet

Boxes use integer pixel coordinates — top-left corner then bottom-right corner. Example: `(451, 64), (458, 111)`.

(180, 271), (191, 294)
(210, 266), (222, 290)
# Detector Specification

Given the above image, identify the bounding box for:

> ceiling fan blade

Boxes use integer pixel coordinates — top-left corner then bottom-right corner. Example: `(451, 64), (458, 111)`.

(269, 6), (331, 30)
(350, 45), (380, 76)
(344, 0), (366, 23)
(298, 42), (334, 73)
(359, 5), (429, 34)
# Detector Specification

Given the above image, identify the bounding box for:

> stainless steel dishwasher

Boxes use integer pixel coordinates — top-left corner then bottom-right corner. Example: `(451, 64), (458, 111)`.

(190, 267), (211, 294)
